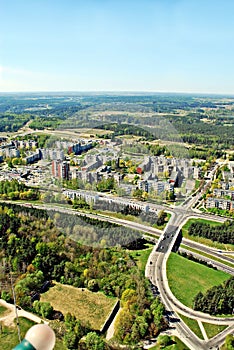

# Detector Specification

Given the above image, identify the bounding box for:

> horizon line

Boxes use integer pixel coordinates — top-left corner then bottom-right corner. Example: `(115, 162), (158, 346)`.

(0, 90), (234, 96)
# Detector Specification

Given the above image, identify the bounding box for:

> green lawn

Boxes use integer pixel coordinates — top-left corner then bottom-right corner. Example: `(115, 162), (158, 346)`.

(202, 323), (227, 339)
(0, 317), (65, 350)
(0, 305), (9, 316)
(41, 283), (117, 330)
(130, 245), (153, 273)
(182, 218), (234, 251)
(178, 313), (204, 339)
(149, 335), (190, 349)
(167, 253), (231, 308)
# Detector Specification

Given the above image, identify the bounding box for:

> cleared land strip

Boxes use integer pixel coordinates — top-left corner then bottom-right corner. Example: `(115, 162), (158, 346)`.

(41, 282), (117, 330)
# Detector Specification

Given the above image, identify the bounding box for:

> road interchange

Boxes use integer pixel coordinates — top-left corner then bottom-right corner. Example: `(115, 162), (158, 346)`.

(3, 190), (234, 349)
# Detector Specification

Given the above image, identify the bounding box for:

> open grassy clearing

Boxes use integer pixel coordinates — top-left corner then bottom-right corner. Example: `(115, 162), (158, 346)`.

(182, 218), (234, 251)
(149, 335), (190, 349)
(41, 283), (117, 330)
(130, 244), (153, 273)
(202, 322), (227, 339)
(0, 305), (9, 316)
(177, 313), (204, 339)
(0, 317), (65, 350)
(0, 317), (36, 350)
(167, 253), (231, 308)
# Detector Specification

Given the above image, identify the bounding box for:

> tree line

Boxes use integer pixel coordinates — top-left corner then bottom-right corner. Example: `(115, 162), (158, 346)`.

(0, 179), (39, 200)
(193, 277), (234, 315)
(188, 220), (234, 245)
(0, 204), (167, 348)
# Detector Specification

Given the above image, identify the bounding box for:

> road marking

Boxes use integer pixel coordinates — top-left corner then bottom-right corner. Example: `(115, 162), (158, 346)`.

(197, 320), (209, 341)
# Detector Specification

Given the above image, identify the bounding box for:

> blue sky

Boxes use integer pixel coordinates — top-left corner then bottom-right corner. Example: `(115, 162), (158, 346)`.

(0, 0), (234, 93)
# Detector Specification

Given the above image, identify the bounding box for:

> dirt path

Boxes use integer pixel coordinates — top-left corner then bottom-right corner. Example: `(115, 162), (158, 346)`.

(0, 299), (46, 327)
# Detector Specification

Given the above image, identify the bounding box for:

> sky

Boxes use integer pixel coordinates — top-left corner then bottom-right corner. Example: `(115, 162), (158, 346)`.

(0, 0), (234, 93)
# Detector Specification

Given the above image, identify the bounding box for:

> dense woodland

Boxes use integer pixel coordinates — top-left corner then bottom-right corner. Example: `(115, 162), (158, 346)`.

(0, 113), (32, 132)
(0, 93), (234, 348)
(0, 203), (167, 348)
(0, 179), (39, 200)
(0, 93), (233, 156)
(188, 220), (234, 245)
(193, 277), (234, 315)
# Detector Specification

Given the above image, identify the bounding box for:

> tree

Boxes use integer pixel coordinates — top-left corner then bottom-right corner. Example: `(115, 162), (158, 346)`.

(33, 301), (54, 319)
(64, 313), (88, 349)
(132, 188), (143, 199)
(150, 297), (166, 331)
(157, 335), (171, 348)
(223, 334), (234, 350)
(87, 279), (98, 292)
(64, 330), (78, 350)
(157, 210), (167, 226)
(114, 308), (134, 343)
(131, 315), (148, 340)
(83, 332), (106, 350)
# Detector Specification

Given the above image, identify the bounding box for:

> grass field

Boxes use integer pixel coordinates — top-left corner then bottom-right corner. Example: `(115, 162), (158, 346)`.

(0, 317), (65, 350)
(0, 305), (9, 316)
(178, 313), (204, 339)
(149, 335), (190, 349)
(202, 323), (227, 339)
(182, 218), (234, 251)
(41, 283), (117, 330)
(167, 253), (231, 308)
(0, 317), (36, 350)
(130, 245), (153, 273)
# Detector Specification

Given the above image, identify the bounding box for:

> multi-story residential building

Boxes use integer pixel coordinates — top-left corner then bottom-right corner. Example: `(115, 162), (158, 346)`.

(138, 180), (149, 192)
(4, 147), (20, 158)
(52, 160), (70, 180)
(25, 150), (42, 164)
(206, 197), (233, 210)
(41, 148), (65, 161)
(139, 155), (199, 180)
(63, 189), (99, 204)
(55, 140), (93, 155)
(213, 188), (234, 200)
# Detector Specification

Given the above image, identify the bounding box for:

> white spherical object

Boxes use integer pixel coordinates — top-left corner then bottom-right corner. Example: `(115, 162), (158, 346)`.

(25, 324), (56, 350)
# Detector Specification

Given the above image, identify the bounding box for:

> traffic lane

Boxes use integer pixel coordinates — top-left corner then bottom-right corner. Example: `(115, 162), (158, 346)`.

(156, 227), (178, 253)
(182, 239), (234, 265)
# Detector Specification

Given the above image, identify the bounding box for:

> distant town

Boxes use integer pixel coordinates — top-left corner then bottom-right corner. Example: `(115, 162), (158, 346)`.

(0, 132), (233, 216)
(0, 93), (233, 350)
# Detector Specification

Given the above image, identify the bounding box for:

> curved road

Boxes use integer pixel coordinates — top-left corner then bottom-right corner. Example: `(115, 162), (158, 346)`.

(2, 195), (233, 349)
(146, 210), (234, 350)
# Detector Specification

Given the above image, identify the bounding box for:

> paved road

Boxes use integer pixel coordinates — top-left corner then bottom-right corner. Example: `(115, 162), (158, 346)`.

(145, 209), (234, 350)
(0, 299), (46, 326)
(147, 249), (234, 350)
(2, 191), (233, 349)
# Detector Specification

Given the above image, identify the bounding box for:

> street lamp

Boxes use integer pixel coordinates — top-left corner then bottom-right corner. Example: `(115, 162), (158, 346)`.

(12, 324), (55, 350)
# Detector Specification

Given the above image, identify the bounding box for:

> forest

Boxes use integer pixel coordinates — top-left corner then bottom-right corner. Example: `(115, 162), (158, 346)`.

(188, 220), (234, 245)
(0, 203), (167, 348)
(193, 277), (234, 315)
(1, 93), (234, 152)
(0, 113), (32, 132)
(0, 179), (39, 200)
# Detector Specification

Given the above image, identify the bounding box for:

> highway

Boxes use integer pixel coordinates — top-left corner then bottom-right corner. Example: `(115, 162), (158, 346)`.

(3, 187), (233, 349)
(26, 200), (234, 350)
(145, 199), (234, 350)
